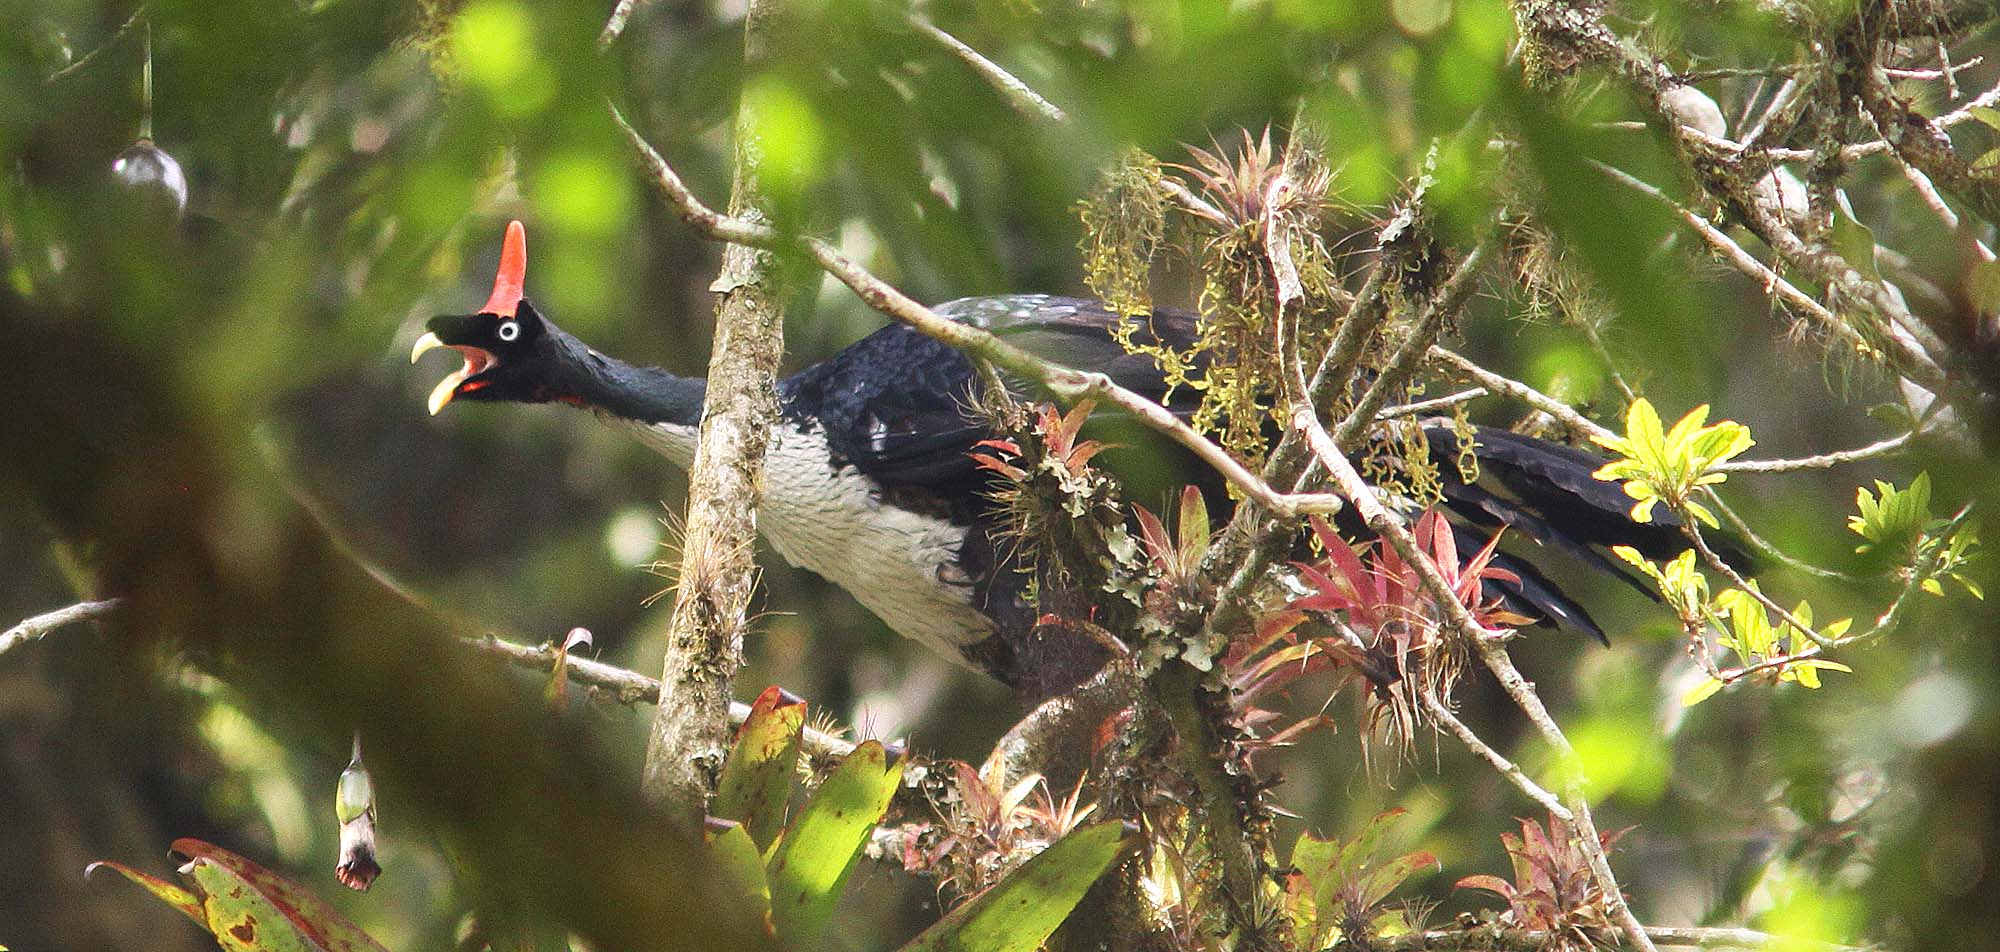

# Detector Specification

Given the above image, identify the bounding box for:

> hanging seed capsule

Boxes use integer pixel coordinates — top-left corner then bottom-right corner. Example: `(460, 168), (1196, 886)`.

(111, 137), (187, 219)
(334, 734), (381, 891)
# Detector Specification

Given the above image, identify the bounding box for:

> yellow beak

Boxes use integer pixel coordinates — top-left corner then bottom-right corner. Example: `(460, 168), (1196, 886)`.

(410, 332), (467, 415)
(410, 332), (445, 364)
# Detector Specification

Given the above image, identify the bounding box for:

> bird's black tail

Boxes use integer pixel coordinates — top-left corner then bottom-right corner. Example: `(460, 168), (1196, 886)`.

(1421, 422), (1755, 644)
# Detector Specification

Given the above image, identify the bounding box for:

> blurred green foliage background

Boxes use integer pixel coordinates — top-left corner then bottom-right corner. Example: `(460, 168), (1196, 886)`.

(1, 0), (1996, 949)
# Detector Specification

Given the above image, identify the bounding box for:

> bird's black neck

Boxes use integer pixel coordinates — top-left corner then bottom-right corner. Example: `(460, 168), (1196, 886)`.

(541, 324), (708, 428)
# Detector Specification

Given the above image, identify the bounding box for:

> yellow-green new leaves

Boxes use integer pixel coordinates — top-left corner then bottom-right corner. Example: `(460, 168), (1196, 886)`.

(1591, 399), (1754, 528)
(1612, 549), (1853, 707)
(1849, 473), (1932, 559)
(1848, 474), (1984, 600)
(1681, 588), (1853, 707)
(1611, 547), (1708, 623)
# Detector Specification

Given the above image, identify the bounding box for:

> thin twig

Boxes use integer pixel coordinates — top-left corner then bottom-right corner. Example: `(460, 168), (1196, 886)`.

(1715, 431), (1912, 473)
(1333, 236), (1498, 449)
(1378, 387), (1488, 420)
(597, 0), (643, 50)
(0, 599), (122, 657)
(1710, 503), (1974, 687)
(1422, 693), (1572, 822)
(43, 5), (147, 85)
(1428, 346), (1619, 444)
(1704, 492), (1858, 581)
(1684, 523), (1835, 649)
(908, 17), (1067, 125)
(467, 635), (856, 760)
(1590, 162), (1867, 356)
(612, 103), (1346, 518)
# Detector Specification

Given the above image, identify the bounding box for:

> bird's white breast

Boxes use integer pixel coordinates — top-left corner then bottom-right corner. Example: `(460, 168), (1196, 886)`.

(620, 418), (996, 665)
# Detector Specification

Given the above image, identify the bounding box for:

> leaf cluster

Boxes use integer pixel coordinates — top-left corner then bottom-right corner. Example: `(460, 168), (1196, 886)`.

(1590, 398), (1754, 528)
(1455, 815), (1628, 952)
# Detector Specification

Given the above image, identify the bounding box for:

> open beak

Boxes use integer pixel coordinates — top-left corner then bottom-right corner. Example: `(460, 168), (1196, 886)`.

(411, 332), (497, 415)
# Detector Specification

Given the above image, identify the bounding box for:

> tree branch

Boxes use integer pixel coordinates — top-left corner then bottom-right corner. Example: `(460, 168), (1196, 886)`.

(1428, 346), (1619, 444)
(1312, 443), (1656, 952)
(908, 16), (1068, 125)
(640, 0), (788, 822)
(465, 635), (856, 760)
(611, 104), (1346, 518)
(598, 0), (643, 50)
(0, 598), (122, 658)
(1715, 431), (1912, 473)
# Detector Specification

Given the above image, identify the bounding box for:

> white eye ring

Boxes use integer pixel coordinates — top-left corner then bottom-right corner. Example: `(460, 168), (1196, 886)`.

(496, 321), (521, 342)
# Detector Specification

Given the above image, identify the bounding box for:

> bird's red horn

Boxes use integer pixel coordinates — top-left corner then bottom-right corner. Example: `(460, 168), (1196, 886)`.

(482, 220), (527, 318)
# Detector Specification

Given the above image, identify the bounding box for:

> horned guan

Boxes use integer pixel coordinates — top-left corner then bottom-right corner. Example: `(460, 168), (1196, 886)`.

(412, 221), (1717, 698)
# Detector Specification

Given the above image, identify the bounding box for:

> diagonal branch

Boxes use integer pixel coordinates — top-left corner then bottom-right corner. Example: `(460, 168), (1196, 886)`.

(612, 104), (1346, 518)
(1, 598), (123, 658)
(908, 17), (1068, 125)
(1311, 444), (1657, 952)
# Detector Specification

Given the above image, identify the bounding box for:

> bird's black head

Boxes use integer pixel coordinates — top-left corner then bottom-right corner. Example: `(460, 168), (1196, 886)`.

(412, 221), (579, 414)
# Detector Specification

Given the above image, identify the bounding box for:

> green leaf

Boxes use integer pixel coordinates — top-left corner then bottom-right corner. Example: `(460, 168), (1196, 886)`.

(85, 860), (206, 926)
(716, 686), (807, 851)
(897, 820), (1137, 952)
(95, 840), (393, 952)
(1682, 677), (1726, 707)
(1971, 106), (2000, 131)
(183, 858), (322, 952)
(1955, 574), (1984, 600)
(1969, 261), (2000, 319)
(707, 822), (774, 934)
(1830, 193), (1880, 281)
(766, 740), (903, 949)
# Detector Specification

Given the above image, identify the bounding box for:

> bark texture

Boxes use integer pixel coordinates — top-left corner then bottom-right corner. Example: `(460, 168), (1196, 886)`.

(640, 0), (787, 820)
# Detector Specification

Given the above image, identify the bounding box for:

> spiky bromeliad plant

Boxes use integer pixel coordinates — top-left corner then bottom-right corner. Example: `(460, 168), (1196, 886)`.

(1077, 130), (1341, 466)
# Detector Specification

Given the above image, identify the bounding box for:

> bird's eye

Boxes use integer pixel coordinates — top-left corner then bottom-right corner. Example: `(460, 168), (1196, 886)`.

(496, 321), (521, 342)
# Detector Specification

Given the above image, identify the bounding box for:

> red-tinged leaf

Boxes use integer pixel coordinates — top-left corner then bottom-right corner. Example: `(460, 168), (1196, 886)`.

(1059, 400), (1096, 444)
(972, 438), (1021, 455)
(971, 455), (1028, 480)
(1419, 510), (1458, 581)
(1455, 874), (1517, 899)
(1177, 486), (1210, 577)
(1064, 439), (1111, 473)
(1289, 564), (1364, 617)
(1363, 850), (1440, 907)
(1259, 714), (1334, 749)
(1238, 653), (1332, 702)
(1308, 516), (1346, 555)
(169, 839), (391, 952)
(1233, 641), (1320, 692)
(85, 860), (205, 926)
(716, 686), (807, 851)
(1226, 610), (1305, 669)
(954, 760), (1001, 827)
(1133, 503), (1174, 573)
